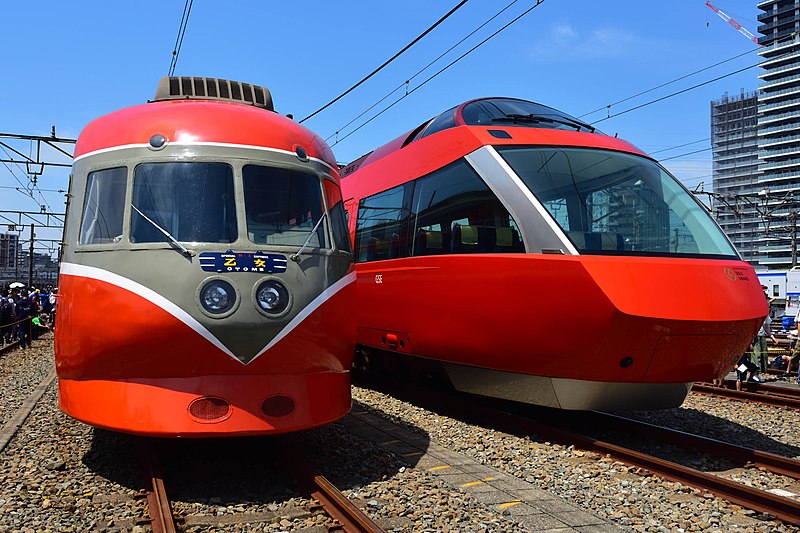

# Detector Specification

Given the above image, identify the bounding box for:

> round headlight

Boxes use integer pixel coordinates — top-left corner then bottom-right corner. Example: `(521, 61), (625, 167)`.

(255, 280), (290, 316)
(200, 279), (236, 314)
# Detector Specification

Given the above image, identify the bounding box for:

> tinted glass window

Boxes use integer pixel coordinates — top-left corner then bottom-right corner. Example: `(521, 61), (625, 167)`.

(420, 106), (458, 139)
(243, 165), (326, 248)
(461, 98), (596, 133)
(497, 147), (737, 258)
(329, 201), (352, 252)
(80, 167), (127, 245)
(355, 184), (410, 262)
(409, 160), (523, 255)
(131, 163), (236, 244)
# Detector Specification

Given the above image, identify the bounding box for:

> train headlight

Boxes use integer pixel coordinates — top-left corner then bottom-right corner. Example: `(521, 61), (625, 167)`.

(254, 279), (291, 317)
(198, 278), (238, 317)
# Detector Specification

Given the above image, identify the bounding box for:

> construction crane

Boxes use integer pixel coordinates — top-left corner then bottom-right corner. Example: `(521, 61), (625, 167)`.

(706, 1), (762, 47)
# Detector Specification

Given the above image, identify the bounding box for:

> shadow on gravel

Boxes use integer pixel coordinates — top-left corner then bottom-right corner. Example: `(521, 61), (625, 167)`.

(81, 428), (143, 490)
(81, 412), (428, 506)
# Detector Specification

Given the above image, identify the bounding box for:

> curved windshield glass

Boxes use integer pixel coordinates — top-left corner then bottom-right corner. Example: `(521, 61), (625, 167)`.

(79, 167), (127, 245)
(496, 147), (738, 258)
(462, 98), (597, 133)
(131, 163), (237, 244)
(243, 165), (326, 248)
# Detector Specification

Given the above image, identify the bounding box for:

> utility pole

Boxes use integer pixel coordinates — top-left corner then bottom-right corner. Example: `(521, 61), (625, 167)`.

(28, 224), (34, 288)
(14, 235), (19, 281)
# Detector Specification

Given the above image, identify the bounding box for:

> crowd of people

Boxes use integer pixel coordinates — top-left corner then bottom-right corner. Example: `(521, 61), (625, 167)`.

(733, 284), (800, 390)
(0, 284), (56, 349)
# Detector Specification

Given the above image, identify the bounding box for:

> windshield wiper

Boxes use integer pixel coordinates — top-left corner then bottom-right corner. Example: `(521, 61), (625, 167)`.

(290, 213), (327, 262)
(131, 204), (194, 258)
(492, 113), (596, 133)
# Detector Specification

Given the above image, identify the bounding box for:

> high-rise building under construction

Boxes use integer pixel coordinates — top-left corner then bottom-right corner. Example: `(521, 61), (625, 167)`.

(711, 0), (800, 270)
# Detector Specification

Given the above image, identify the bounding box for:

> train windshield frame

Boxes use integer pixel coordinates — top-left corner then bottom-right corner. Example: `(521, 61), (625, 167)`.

(495, 146), (739, 259)
(130, 162), (237, 244)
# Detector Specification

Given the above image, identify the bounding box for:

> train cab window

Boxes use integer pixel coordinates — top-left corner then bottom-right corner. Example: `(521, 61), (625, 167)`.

(243, 165), (326, 248)
(354, 184), (411, 262)
(79, 167), (127, 245)
(324, 180), (351, 253)
(409, 159), (524, 255)
(131, 163), (237, 244)
(419, 106), (458, 139)
(496, 146), (738, 258)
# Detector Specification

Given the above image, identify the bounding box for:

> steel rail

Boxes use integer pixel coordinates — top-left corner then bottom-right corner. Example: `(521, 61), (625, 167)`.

(279, 438), (385, 533)
(0, 340), (20, 356)
(495, 406), (800, 525)
(585, 411), (800, 480)
(692, 382), (800, 410)
(136, 439), (178, 533)
(310, 475), (386, 533)
(356, 375), (800, 526)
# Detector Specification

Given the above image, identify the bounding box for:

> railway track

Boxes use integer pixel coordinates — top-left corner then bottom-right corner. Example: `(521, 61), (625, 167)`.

(692, 381), (800, 410)
(0, 340), (20, 357)
(136, 437), (386, 533)
(355, 374), (800, 526)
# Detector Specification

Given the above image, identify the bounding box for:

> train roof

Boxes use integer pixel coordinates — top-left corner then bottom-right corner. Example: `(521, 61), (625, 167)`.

(74, 77), (336, 170)
(341, 97), (646, 177)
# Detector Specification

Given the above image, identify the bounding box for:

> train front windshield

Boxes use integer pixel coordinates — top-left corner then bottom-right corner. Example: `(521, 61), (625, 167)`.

(131, 162), (237, 244)
(124, 162), (332, 249)
(495, 147), (738, 258)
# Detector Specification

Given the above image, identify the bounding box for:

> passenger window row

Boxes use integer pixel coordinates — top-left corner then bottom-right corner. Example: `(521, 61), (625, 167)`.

(416, 225), (523, 255)
(567, 231), (626, 251)
(354, 159), (527, 262)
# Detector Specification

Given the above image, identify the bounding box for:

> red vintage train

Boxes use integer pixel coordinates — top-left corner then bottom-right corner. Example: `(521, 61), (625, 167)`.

(56, 77), (356, 436)
(341, 97), (766, 410)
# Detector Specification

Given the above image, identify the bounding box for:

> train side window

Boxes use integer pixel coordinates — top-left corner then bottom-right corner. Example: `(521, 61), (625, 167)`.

(79, 167), (127, 245)
(354, 184), (411, 262)
(408, 159), (524, 256)
(329, 201), (352, 253)
(324, 180), (351, 253)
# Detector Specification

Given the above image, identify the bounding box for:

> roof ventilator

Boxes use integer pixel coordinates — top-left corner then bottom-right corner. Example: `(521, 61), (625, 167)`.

(152, 76), (274, 111)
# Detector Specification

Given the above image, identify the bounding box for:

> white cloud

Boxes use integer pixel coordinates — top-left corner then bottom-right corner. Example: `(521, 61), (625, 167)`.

(528, 22), (642, 61)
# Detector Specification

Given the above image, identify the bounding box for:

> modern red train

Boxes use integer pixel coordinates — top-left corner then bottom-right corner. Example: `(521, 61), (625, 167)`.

(341, 97), (766, 411)
(56, 77), (356, 436)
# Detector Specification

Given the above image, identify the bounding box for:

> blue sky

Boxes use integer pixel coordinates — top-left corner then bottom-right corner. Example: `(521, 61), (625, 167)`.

(1, 0), (763, 249)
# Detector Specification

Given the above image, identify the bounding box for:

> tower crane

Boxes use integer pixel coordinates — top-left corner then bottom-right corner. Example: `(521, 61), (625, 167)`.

(706, 2), (762, 47)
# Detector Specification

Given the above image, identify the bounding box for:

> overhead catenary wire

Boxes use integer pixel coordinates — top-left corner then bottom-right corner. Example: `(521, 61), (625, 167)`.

(591, 63), (759, 124)
(299, 0), (469, 124)
(579, 47), (758, 119)
(331, 0), (547, 147)
(168, 0), (194, 77)
(647, 137), (710, 155)
(659, 146), (713, 161)
(326, 0), (523, 142)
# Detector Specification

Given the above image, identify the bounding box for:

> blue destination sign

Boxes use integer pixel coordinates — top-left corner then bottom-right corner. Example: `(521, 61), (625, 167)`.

(199, 251), (288, 273)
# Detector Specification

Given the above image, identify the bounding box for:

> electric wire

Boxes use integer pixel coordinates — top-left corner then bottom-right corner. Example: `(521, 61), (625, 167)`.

(299, 0), (469, 124)
(326, 0), (522, 142)
(592, 63), (759, 124)
(331, 0), (547, 147)
(659, 146), (712, 161)
(0, 145), (61, 212)
(648, 137), (711, 155)
(168, 0), (194, 76)
(0, 146), (32, 190)
(0, 185), (64, 193)
(579, 47), (758, 119)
